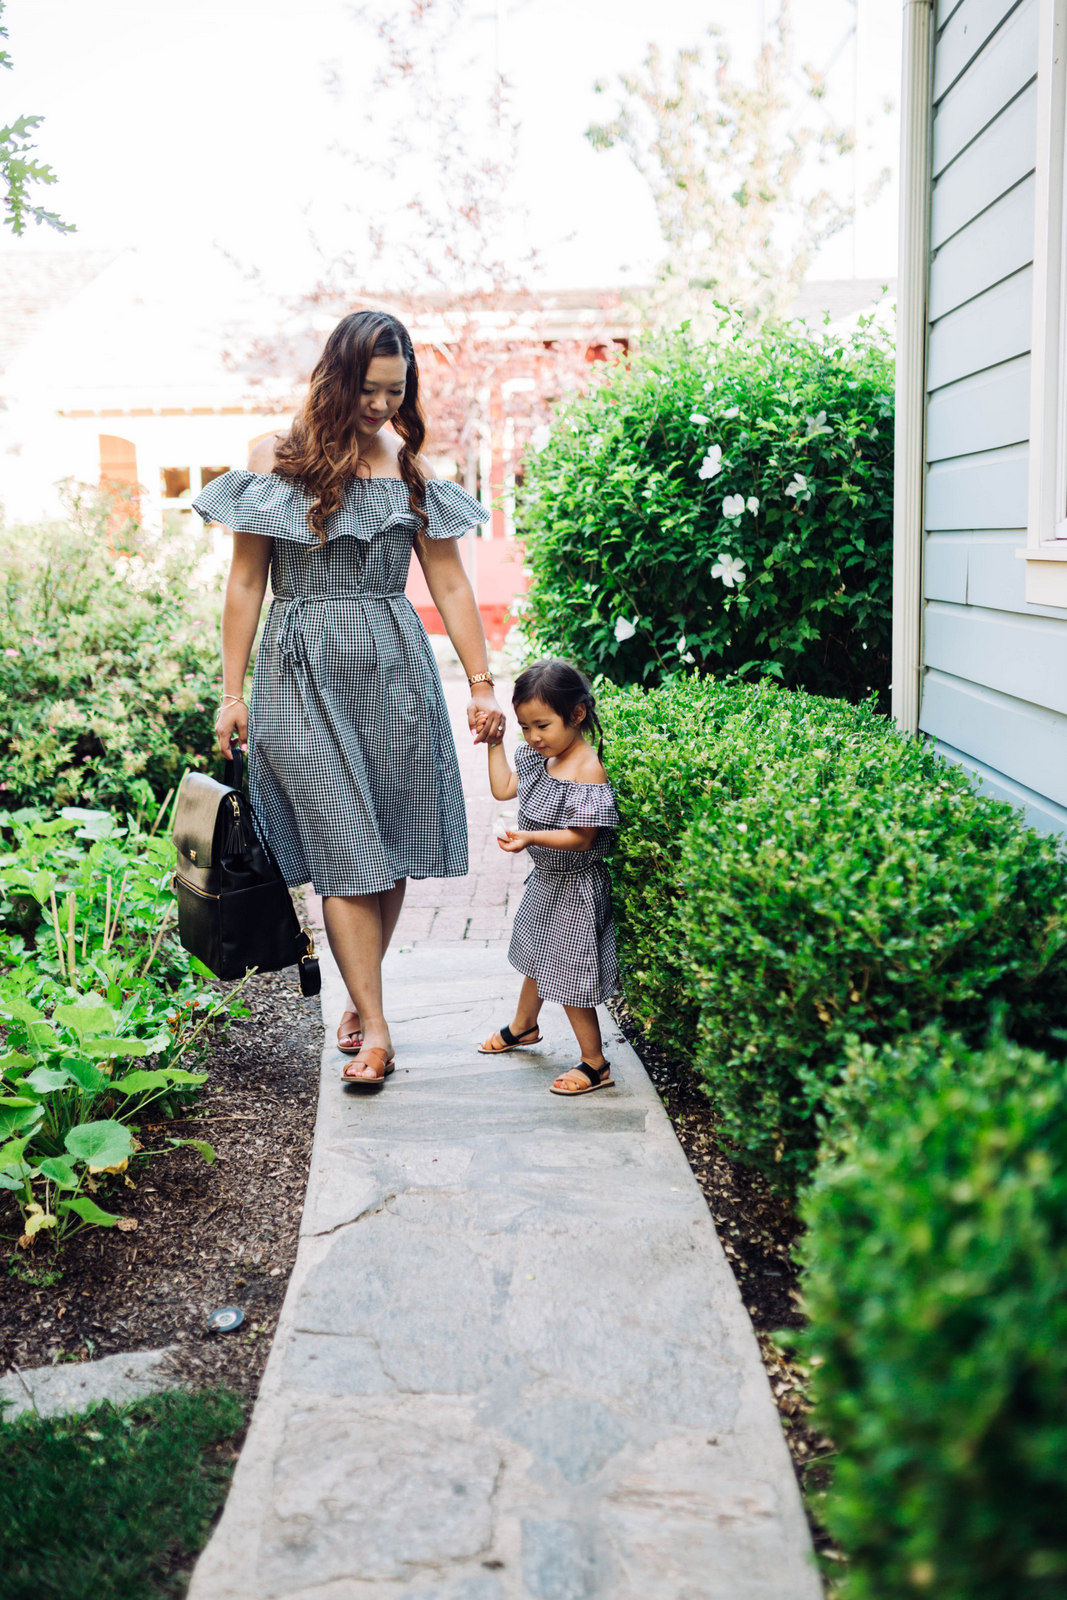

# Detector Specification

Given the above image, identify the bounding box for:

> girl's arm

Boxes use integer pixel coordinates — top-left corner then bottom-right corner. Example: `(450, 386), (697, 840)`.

(487, 742), (518, 801)
(499, 826), (597, 854)
(216, 528), (271, 758)
(415, 532), (505, 744)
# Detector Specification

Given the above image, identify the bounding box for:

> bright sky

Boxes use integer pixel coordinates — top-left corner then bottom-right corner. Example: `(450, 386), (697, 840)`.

(2, 0), (900, 293)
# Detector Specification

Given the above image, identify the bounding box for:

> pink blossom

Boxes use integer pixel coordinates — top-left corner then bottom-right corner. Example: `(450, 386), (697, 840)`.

(3, 649), (17, 658)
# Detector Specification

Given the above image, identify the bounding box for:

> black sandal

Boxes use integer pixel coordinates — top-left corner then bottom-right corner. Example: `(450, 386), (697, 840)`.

(478, 1022), (543, 1055)
(550, 1060), (614, 1096)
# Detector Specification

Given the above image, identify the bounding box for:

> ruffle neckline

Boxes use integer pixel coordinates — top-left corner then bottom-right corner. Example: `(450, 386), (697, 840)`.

(191, 468), (490, 545)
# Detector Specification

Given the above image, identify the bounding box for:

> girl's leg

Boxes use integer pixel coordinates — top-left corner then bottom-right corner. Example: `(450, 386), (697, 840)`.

(337, 881), (407, 1050)
(551, 1005), (608, 1091)
(325, 882), (407, 1079)
(510, 976), (543, 1036)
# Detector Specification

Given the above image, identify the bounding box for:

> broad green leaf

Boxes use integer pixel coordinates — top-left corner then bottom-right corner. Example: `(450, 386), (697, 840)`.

(189, 956), (217, 978)
(32, 870), (54, 904)
(0, 994), (46, 1026)
(62, 1057), (108, 1094)
(0, 1050), (34, 1079)
(58, 807), (121, 840)
(64, 1120), (133, 1169)
(54, 996), (115, 1037)
(0, 1135), (31, 1167)
(0, 1103), (44, 1139)
(169, 1137), (216, 1164)
(82, 1036), (151, 1059)
(38, 1155), (79, 1189)
(58, 1196), (119, 1227)
(161, 1069), (208, 1086)
(112, 1069), (172, 1096)
(22, 1066), (74, 1094)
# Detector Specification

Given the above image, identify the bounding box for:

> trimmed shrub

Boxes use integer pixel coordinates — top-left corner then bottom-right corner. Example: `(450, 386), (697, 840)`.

(0, 489), (224, 816)
(519, 317), (893, 703)
(602, 676), (1067, 1195)
(800, 1029), (1067, 1598)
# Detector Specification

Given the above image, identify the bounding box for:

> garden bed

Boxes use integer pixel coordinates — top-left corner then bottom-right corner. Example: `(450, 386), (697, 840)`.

(0, 968), (322, 1401)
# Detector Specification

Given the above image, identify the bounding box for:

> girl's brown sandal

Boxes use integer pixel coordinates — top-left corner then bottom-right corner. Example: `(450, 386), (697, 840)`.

(549, 1061), (614, 1096)
(478, 1023), (542, 1055)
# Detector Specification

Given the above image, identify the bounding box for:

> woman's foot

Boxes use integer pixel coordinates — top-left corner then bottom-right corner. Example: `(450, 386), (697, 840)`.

(478, 1021), (542, 1055)
(550, 1060), (614, 1096)
(342, 1044), (395, 1089)
(337, 1009), (363, 1055)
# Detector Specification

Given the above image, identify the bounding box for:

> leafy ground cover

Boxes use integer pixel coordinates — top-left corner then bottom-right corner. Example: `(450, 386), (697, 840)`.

(0, 1388), (244, 1600)
(0, 805), (253, 1261)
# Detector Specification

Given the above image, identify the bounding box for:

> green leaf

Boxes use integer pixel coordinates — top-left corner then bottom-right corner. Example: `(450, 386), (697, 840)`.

(61, 1057), (108, 1094)
(169, 1137), (216, 1164)
(58, 1196), (119, 1228)
(64, 1120), (133, 1169)
(22, 1066), (74, 1094)
(53, 996), (116, 1037)
(58, 807), (122, 840)
(0, 994), (46, 1026)
(38, 1154), (79, 1189)
(0, 1050), (34, 1080)
(82, 1036), (151, 1059)
(0, 1102), (44, 1139)
(111, 1069), (173, 1096)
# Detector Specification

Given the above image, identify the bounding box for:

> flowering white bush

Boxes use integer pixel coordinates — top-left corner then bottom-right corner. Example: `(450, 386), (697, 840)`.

(711, 553), (747, 589)
(722, 494), (745, 519)
(614, 616), (637, 643)
(697, 445), (723, 481)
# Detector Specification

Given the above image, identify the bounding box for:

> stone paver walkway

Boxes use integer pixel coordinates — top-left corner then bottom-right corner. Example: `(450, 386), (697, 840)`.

(188, 668), (819, 1600)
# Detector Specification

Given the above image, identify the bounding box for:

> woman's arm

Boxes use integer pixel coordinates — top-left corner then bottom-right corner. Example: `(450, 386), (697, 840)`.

(498, 826), (597, 854)
(487, 742), (518, 802)
(215, 528), (271, 758)
(415, 532), (505, 744)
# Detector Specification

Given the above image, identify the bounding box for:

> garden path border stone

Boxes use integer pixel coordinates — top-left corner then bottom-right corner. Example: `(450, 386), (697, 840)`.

(0, 1344), (178, 1420)
(188, 673), (819, 1599)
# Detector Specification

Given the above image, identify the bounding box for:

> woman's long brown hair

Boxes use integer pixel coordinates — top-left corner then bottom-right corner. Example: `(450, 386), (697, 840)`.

(274, 309), (429, 541)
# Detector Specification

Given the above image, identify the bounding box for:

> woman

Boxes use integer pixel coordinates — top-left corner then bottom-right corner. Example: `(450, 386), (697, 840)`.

(196, 309), (505, 1088)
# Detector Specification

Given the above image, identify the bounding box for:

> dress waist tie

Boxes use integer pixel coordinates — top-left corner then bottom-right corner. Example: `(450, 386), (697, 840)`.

(274, 592), (406, 667)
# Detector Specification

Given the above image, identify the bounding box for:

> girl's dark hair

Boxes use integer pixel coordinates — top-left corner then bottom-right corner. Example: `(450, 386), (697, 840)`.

(512, 659), (605, 757)
(274, 309), (428, 543)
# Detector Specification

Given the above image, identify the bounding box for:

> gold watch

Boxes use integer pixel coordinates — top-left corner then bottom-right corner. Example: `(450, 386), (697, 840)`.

(468, 672), (494, 687)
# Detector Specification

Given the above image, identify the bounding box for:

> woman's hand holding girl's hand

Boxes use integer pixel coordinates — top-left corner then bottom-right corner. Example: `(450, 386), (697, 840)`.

(215, 700), (248, 760)
(468, 686), (505, 745)
(496, 829), (529, 854)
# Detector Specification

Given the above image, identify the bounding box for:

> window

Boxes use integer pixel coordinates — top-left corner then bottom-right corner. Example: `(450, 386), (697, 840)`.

(160, 465), (231, 534)
(1023, 0), (1067, 603)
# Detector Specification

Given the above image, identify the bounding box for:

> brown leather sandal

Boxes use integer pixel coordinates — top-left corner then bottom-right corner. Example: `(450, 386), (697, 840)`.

(478, 1022), (543, 1055)
(549, 1061), (614, 1096)
(342, 1046), (395, 1091)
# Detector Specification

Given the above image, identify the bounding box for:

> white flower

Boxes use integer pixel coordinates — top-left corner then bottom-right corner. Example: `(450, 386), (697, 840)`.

(803, 410), (832, 438)
(614, 616), (637, 642)
(697, 444), (723, 481)
(722, 405), (740, 419)
(711, 553), (747, 589)
(493, 809), (517, 840)
(785, 473), (809, 500)
(531, 424), (552, 452)
(722, 494), (745, 519)
(689, 413), (710, 425)
(676, 637), (695, 665)
(746, 496), (760, 515)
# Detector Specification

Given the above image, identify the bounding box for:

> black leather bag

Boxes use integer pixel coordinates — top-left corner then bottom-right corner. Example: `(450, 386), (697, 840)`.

(172, 746), (321, 996)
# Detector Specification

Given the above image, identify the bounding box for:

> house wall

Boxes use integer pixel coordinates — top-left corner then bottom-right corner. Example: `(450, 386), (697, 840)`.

(921, 0), (1067, 833)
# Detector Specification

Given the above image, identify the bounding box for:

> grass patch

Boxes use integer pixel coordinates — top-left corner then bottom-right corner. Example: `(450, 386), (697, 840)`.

(0, 1387), (245, 1600)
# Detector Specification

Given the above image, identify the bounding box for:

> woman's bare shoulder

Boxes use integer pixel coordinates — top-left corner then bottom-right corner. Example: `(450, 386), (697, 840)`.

(247, 434), (284, 473)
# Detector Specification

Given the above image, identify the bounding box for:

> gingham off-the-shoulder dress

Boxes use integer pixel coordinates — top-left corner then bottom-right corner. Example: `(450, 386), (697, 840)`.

(192, 469), (489, 897)
(509, 742), (619, 1008)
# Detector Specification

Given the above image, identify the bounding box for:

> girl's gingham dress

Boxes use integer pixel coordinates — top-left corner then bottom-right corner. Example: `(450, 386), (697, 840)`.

(508, 742), (619, 1008)
(193, 469), (489, 897)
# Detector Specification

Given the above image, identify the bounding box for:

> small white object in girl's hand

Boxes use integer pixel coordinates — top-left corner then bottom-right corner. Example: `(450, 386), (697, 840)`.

(493, 811), (516, 840)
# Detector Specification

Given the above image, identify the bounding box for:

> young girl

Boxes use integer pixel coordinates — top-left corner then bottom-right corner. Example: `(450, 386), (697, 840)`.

(478, 659), (619, 1096)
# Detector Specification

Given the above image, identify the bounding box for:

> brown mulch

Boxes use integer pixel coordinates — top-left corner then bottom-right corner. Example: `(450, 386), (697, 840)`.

(609, 999), (836, 1564)
(0, 968), (322, 1402)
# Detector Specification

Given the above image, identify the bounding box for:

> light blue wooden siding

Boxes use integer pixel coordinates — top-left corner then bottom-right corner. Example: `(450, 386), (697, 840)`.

(921, 0), (1067, 835)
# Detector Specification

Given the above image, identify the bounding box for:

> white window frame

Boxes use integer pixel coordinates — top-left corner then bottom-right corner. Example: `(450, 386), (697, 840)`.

(1023, 0), (1067, 603)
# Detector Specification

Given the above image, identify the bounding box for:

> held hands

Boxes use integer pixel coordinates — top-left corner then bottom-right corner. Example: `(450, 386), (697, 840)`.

(496, 829), (529, 854)
(469, 691), (505, 745)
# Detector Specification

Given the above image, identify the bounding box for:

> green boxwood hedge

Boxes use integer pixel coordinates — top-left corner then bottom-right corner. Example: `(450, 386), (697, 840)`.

(602, 677), (1067, 1195)
(801, 1029), (1067, 1598)
(519, 318), (893, 703)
